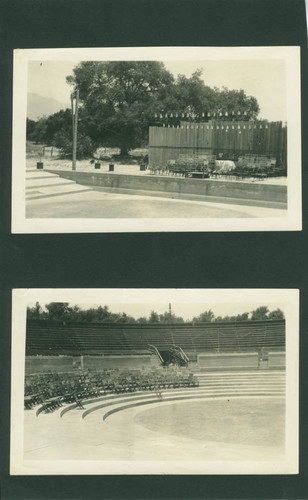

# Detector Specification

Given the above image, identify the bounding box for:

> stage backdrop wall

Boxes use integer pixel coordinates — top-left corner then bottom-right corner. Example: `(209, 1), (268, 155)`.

(149, 120), (287, 167)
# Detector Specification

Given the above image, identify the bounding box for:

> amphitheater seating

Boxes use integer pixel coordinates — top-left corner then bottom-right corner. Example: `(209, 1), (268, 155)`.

(26, 320), (286, 357)
(66, 370), (286, 422)
(25, 367), (199, 412)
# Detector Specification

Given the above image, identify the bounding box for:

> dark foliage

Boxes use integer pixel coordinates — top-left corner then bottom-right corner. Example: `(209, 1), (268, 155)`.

(27, 302), (285, 324)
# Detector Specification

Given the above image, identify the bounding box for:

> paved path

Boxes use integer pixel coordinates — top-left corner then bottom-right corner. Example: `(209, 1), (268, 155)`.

(26, 170), (286, 219)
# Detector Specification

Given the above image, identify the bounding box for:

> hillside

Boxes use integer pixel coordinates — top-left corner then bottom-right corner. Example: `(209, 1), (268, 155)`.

(27, 92), (69, 120)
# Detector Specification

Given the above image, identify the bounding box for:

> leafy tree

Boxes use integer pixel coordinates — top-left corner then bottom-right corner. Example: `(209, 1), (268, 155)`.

(94, 306), (111, 322)
(268, 308), (285, 320)
(27, 108), (96, 159)
(29, 117), (48, 144)
(192, 309), (215, 323)
(111, 312), (136, 324)
(214, 312), (250, 322)
(213, 87), (260, 120)
(45, 302), (71, 321)
(53, 129), (96, 159)
(65, 305), (81, 322)
(44, 109), (72, 144)
(149, 311), (160, 323)
(26, 118), (38, 141)
(66, 61), (174, 155)
(251, 306), (269, 321)
(155, 69), (260, 120)
(156, 70), (217, 118)
(44, 108), (96, 159)
(27, 302), (45, 320)
(236, 312), (249, 321)
(137, 316), (148, 324)
(158, 312), (184, 324)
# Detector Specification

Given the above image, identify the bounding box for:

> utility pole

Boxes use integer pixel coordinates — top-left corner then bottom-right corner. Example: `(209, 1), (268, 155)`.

(71, 89), (79, 171)
(169, 303), (172, 317)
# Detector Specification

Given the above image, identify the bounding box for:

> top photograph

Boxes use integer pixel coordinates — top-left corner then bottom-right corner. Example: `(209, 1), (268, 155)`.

(12, 46), (301, 233)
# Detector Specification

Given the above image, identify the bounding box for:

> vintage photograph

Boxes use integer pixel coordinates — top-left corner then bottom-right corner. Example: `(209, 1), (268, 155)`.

(12, 46), (301, 233)
(10, 289), (298, 475)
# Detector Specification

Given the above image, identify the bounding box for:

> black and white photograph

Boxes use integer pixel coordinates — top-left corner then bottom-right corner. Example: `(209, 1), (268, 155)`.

(12, 46), (301, 233)
(10, 288), (298, 475)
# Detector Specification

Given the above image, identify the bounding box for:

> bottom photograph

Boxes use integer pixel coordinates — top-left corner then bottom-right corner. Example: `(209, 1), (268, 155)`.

(10, 288), (298, 475)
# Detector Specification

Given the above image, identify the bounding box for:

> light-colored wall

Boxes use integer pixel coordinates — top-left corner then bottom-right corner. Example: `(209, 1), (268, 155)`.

(25, 354), (158, 374)
(197, 352), (259, 370)
(48, 170), (287, 205)
(268, 351), (285, 369)
(82, 355), (158, 370)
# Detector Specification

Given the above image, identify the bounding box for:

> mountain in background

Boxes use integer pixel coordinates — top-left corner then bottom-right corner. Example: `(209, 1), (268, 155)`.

(27, 93), (69, 120)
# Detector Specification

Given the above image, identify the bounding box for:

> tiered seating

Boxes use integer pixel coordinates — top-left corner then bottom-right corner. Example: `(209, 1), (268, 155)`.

(26, 320), (286, 356)
(24, 367), (199, 412)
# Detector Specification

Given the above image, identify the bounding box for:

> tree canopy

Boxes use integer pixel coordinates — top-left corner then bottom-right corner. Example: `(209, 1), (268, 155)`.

(66, 61), (174, 155)
(27, 61), (260, 157)
(156, 71), (259, 119)
(27, 303), (284, 324)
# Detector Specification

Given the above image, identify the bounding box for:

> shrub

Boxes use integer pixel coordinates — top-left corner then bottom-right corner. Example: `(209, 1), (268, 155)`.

(53, 131), (96, 159)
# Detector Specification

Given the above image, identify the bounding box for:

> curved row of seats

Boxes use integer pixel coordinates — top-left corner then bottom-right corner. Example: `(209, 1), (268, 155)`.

(26, 320), (285, 356)
(24, 367), (199, 412)
(71, 370), (286, 422)
(26, 369), (285, 420)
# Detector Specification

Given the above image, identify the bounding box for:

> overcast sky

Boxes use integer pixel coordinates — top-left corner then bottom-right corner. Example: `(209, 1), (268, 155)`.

(28, 301), (285, 320)
(27, 59), (287, 122)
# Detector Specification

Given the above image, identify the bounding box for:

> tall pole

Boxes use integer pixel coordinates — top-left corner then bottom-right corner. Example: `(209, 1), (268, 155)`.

(71, 89), (79, 171)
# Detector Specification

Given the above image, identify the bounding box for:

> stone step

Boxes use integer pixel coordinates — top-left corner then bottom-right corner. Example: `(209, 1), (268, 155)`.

(195, 375), (285, 381)
(26, 178), (76, 188)
(100, 391), (285, 422)
(26, 173), (60, 180)
(26, 187), (92, 201)
(195, 372), (285, 380)
(26, 169), (60, 178)
(194, 373), (285, 379)
(26, 169), (92, 201)
(26, 181), (89, 194)
(59, 385), (285, 420)
(197, 381), (284, 388)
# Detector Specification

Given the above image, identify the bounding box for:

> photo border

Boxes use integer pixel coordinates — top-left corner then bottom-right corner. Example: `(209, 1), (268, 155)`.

(12, 46), (302, 233)
(10, 288), (299, 475)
